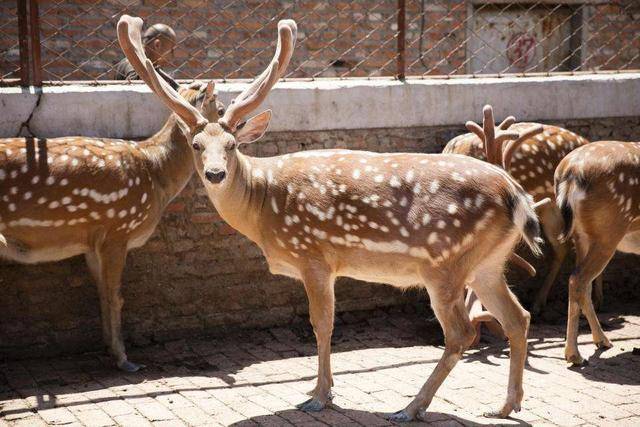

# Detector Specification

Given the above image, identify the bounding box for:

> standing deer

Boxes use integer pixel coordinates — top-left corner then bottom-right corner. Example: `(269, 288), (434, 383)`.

(119, 14), (542, 420)
(556, 140), (640, 365)
(0, 68), (224, 371)
(448, 106), (544, 345)
(444, 108), (598, 315)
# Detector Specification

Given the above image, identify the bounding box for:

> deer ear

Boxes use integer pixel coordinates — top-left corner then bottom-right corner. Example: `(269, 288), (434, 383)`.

(235, 110), (271, 145)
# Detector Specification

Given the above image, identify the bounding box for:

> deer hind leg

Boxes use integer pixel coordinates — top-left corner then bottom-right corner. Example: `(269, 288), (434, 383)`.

(532, 204), (568, 316)
(470, 271), (530, 418)
(86, 241), (140, 372)
(297, 262), (335, 412)
(565, 239), (617, 366)
(391, 277), (474, 422)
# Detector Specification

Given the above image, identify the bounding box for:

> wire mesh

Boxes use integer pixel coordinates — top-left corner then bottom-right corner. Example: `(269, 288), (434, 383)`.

(33, 0), (398, 82)
(0, 1), (21, 83)
(405, 0), (640, 77)
(0, 0), (639, 85)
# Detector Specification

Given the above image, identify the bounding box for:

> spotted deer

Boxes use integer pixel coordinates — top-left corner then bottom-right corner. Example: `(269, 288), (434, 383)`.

(448, 106), (544, 344)
(0, 66), (224, 371)
(120, 14), (542, 420)
(444, 108), (598, 316)
(556, 140), (640, 365)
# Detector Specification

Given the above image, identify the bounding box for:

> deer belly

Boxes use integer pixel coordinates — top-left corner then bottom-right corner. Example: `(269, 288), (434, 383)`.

(617, 231), (640, 255)
(335, 252), (422, 288)
(0, 238), (88, 264)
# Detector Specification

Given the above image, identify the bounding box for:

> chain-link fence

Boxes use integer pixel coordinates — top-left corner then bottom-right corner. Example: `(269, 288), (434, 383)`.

(1, 0), (639, 86)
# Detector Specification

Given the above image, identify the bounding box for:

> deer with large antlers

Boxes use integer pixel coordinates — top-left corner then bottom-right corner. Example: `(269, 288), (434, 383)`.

(444, 106), (597, 316)
(0, 57), (224, 371)
(119, 14), (542, 420)
(556, 140), (640, 365)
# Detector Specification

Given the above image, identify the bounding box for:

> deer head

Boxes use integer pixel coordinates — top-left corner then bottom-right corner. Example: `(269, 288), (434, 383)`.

(117, 15), (296, 185)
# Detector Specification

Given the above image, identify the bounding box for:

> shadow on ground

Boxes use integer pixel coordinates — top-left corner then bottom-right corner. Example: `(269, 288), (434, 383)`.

(228, 405), (533, 427)
(1, 306), (639, 423)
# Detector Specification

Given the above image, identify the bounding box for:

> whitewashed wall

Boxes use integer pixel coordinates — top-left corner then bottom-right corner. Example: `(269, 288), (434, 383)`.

(1, 73), (639, 139)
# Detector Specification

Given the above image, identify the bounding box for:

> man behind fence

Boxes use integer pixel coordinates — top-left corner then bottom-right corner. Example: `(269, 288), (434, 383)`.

(114, 23), (176, 80)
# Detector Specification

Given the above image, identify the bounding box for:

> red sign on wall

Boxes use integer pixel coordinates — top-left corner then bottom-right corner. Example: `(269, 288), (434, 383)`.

(506, 32), (536, 69)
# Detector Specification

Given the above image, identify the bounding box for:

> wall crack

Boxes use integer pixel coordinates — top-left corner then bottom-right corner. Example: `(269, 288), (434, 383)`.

(16, 89), (43, 137)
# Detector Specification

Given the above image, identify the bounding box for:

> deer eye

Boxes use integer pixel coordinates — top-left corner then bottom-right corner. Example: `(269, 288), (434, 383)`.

(192, 141), (202, 151)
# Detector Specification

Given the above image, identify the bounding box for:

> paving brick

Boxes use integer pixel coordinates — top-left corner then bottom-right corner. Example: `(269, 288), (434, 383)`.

(72, 409), (116, 427)
(36, 407), (79, 425)
(134, 401), (177, 422)
(2, 311), (640, 426)
(113, 414), (153, 427)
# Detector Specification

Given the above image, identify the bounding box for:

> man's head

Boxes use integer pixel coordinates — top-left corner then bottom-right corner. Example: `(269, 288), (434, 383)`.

(143, 23), (176, 67)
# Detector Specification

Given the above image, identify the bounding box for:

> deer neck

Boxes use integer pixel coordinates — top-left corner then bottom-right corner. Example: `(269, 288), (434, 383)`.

(207, 151), (268, 244)
(139, 114), (195, 206)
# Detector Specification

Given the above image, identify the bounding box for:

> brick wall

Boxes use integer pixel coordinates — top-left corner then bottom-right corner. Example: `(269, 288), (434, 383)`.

(1, 1), (638, 82)
(1, 116), (640, 360)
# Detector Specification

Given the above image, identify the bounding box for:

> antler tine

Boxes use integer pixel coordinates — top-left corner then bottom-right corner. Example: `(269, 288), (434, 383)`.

(220, 19), (297, 131)
(482, 105), (498, 164)
(499, 116), (516, 130)
(510, 253), (536, 277)
(465, 121), (484, 140)
(118, 15), (207, 130)
(502, 124), (544, 170)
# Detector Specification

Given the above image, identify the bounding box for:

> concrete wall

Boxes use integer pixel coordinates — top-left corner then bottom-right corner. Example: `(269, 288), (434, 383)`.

(2, 74), (640, 138)
(1, 75), (640, 359)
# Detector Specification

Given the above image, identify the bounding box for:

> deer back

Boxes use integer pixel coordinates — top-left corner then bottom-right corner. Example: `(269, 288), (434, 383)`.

(0, 85), (215, 263)
(236, 149), (539, 283)
(445, 124), (589, 201)
(555, 140), (640, 239)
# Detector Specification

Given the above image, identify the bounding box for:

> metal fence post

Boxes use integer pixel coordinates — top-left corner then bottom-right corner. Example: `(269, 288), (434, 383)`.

(29, 0), (42, 86)
(17, 0), (30, 86)
(397, 0), (406, 80)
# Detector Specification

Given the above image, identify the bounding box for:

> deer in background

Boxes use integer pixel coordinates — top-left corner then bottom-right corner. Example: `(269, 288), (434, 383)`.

(556, 140), (640, 365)
(0, 69), (224, 371)
(444, 108), (600, 316)
(447, 106), (544, 345)
(120, 14), (541, 420)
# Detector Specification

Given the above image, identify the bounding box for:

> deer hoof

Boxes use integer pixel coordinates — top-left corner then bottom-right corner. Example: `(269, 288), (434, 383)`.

(388, 409), (413, 422)
(565, 352), (585, 366)
(595, 338), (613, 350)
(296, 398), (325, 412)
(118, 360), (144, 372)
(484, 401), (520, 419)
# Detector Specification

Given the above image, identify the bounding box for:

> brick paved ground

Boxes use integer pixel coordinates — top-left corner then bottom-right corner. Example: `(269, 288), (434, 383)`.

(1, 305), (640, 426)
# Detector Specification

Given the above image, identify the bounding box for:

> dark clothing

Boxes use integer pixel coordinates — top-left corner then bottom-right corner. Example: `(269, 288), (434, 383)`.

(113, 58), (179, 91)
(114, 58), (138, 80)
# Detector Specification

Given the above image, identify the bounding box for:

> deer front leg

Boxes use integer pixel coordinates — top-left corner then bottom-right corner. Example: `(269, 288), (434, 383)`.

(465, 289), (505, 348)
(86, 241), (141, 372)
(391, 284), (474, 422)
(592, 274), (604, 311)
(85, 251), (113, 351)
(297, 264), (335, 412)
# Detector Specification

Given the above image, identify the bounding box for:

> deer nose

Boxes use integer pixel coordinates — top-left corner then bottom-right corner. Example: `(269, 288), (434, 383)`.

(205, 169), (226, 184)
